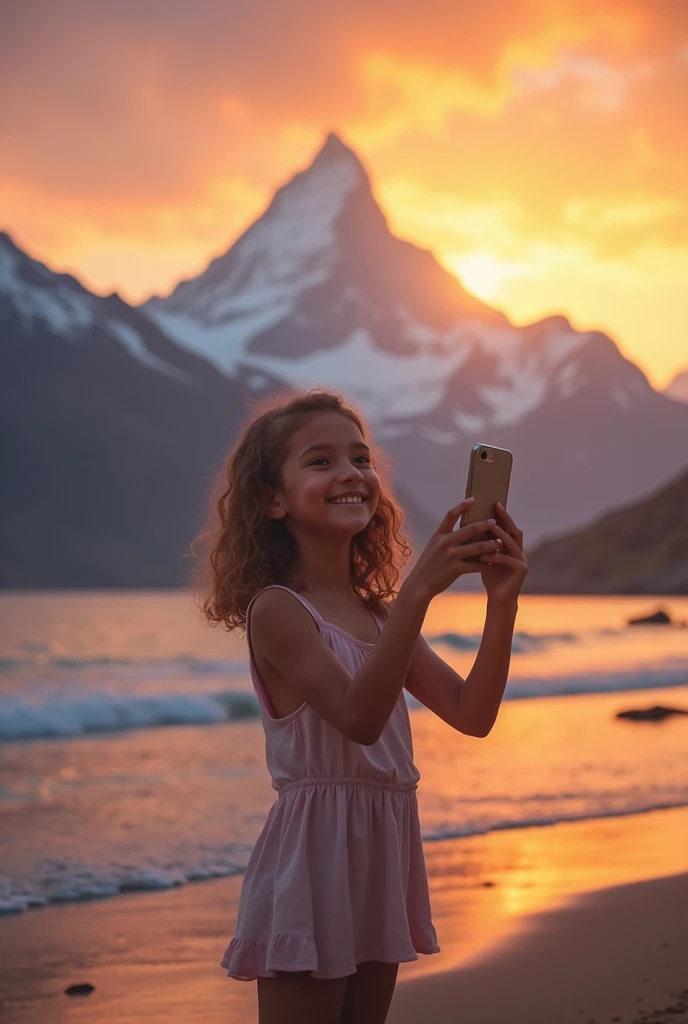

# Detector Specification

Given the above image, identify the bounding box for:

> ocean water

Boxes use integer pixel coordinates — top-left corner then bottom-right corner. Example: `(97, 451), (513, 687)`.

(0, 590), (687, 916)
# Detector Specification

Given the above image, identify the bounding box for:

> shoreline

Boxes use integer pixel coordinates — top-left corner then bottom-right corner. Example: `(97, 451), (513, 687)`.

(2, 798), (688, 918)
(1, 805), (687, 1023)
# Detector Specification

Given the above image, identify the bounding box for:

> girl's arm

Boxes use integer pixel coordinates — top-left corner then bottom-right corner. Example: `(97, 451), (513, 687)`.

(404, 598), (518, 738)
(405, 501), (527, 738)
(250, 581), (431, 745)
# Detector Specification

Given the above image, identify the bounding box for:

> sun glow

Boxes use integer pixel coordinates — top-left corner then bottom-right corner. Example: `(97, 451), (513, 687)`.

(446, 251), (506, 301)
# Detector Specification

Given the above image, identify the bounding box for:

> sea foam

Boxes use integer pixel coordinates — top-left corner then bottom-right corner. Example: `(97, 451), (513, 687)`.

(1, 664), (687, 742)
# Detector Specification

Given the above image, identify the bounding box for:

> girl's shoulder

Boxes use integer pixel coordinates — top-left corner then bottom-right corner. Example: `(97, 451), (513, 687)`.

(248, 585), (324, 632)
(250, 585), (392, 634)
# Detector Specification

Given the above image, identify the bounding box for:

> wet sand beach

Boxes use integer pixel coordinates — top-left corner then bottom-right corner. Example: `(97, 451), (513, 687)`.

(391, 872), (688, 1024)
(1, 805), (687, 1024)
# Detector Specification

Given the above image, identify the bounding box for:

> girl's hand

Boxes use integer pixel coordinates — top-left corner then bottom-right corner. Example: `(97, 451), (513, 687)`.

(480, 502), (528, 604)
(405, 498), (504, 602)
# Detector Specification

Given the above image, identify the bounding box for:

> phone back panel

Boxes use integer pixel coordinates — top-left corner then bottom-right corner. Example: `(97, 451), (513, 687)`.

(461, 444), (513, 545)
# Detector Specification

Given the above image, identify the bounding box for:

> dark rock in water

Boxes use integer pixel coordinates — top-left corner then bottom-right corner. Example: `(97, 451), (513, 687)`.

(616, 705), (688, 721)
(628, 609), (672, 625)
(65, 983), (95, 996)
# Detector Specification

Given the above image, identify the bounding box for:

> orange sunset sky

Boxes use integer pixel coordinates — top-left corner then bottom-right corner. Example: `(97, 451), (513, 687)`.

(2, 0), (687, 389)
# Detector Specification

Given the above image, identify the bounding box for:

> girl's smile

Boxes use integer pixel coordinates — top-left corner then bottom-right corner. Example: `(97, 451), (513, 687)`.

(327, 492), (369, 504)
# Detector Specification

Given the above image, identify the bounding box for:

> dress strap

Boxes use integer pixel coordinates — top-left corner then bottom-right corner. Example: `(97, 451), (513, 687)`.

(246, 585), (324, 630)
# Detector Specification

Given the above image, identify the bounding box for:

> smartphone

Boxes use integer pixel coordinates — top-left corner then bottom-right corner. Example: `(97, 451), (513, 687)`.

(460, 443), (513, 560)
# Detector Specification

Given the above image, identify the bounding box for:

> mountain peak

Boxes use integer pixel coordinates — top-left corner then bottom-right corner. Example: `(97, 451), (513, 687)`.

(270, 133), (370, 212)
(312, 131), (364, 169)
(148, 132), (370, 321)
(297, 130), (368, 197)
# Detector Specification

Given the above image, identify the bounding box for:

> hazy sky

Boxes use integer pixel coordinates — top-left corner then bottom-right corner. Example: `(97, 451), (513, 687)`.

(1, 0), (687, 387)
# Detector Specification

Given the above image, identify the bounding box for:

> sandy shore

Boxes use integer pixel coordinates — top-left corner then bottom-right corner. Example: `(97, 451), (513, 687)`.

(1, 806), (687, 1023)
(390, 873), (688, 1024)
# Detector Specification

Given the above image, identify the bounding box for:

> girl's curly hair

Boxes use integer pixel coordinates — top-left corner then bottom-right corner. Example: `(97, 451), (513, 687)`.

(191, 389), (412, 631)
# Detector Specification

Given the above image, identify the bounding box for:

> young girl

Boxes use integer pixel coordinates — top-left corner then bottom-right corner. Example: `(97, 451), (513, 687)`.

(196, 389), (527, 1024)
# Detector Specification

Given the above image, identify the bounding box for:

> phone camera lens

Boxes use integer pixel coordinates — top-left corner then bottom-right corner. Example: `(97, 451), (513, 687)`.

(480, 449), (488, 460)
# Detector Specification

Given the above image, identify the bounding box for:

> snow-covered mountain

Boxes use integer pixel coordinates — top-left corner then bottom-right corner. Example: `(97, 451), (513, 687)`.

(664, 368), (688, 404)
(0, 231), (287, 396)
(0, 230), (434, 586)
(146, 133), (510, 422)
(0, 232), (279, 586)
(144, 133), (688, 543)
(3, 132), (686, 585)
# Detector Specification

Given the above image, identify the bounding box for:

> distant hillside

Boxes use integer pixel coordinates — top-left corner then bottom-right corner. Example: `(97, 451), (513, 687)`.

(665, 368), (688, 404)
(525, 465), (688, 594)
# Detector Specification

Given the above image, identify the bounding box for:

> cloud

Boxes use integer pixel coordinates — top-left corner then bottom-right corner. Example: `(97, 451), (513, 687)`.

(513, 53), (656, 111)
(377, 178), (525, 252)
(562, 195), (684, 229)
(0, 0), (686, 389)
(0, 0), (668, 198)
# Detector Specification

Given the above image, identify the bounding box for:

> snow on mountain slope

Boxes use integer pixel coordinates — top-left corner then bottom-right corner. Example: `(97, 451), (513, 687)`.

(0, 232), (191, 384)
(172, 138), (361, 314)
(0, 234), (95, 331)
(146, 134), (364, 371)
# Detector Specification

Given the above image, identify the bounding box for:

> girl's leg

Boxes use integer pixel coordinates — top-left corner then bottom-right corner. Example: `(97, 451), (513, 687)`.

(257, 971), (348, 1024)
(340, 961), (399, 1024)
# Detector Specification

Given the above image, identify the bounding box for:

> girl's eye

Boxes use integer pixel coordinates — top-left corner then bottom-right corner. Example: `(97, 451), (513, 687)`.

(307, 456), (371, 467)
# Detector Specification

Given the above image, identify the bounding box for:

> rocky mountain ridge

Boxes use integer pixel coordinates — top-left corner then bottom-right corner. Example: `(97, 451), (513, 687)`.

(3, 133), (687, 586)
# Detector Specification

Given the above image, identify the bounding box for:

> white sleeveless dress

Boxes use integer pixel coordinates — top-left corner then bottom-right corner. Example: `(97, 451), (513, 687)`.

(220, 585), (440, 980)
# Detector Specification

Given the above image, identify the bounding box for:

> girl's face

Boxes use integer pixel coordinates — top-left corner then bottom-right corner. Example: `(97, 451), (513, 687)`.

(267, 412), (381, 536)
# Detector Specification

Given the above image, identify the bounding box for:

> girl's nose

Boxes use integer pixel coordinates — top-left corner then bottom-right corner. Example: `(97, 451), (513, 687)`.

(340, 464), (364, 482)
